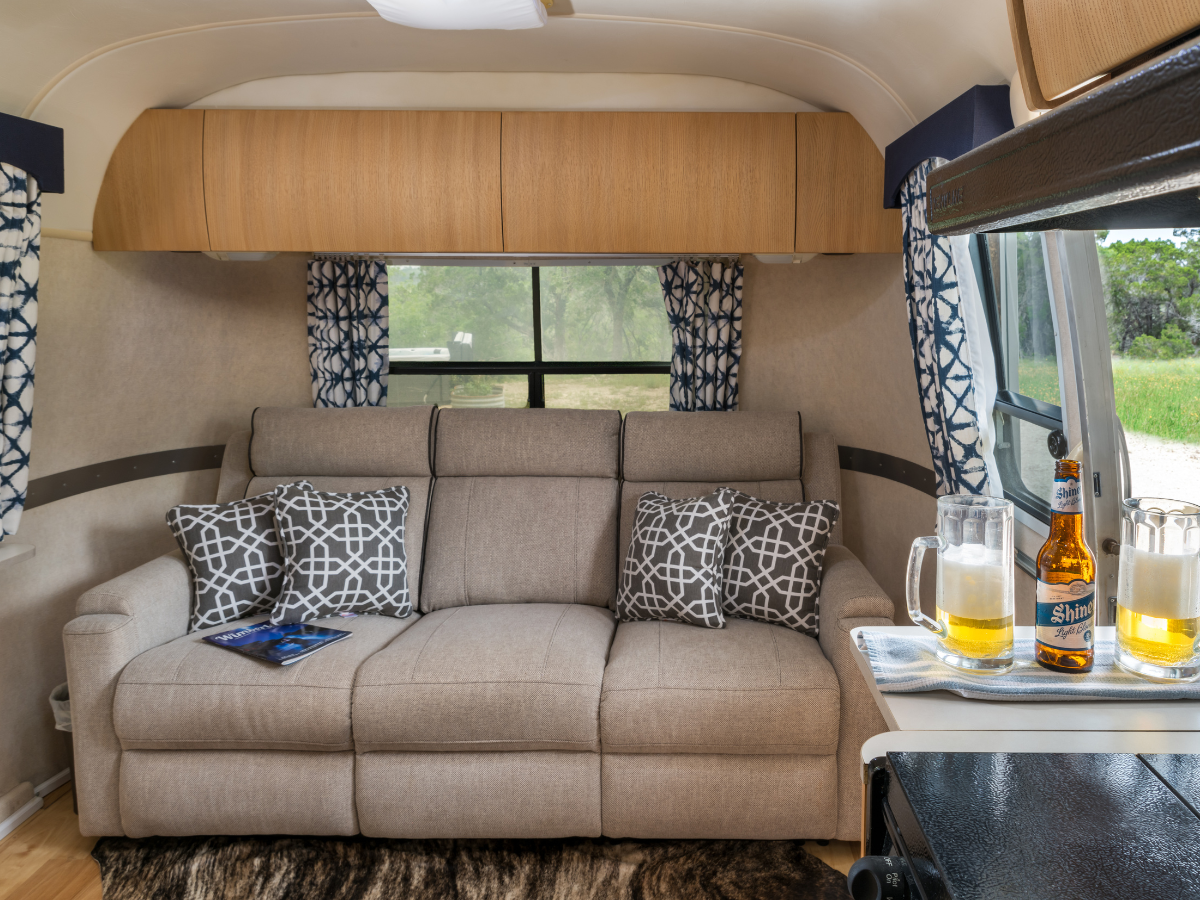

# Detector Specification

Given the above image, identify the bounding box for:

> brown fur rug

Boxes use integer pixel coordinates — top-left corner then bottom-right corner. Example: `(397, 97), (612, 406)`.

(92, 835), (850, 899)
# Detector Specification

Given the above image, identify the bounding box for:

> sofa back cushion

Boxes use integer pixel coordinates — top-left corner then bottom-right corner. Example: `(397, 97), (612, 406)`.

(421, 409), (621, 611)
(618, 412), (842, 577)
(226, 405), (437, 610)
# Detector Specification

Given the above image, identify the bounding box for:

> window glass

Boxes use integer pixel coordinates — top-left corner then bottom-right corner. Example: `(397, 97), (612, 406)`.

(544, 374), (670, 412)
(996, 233), (1062, 405)
(1096, 229), (1200, 503)
(979, 232), (1067, 519)
(994, 411), (1058, 506)
(387, 373), (529, 409)
(539, 267), (670, 361)
(388, 266), (534, 361)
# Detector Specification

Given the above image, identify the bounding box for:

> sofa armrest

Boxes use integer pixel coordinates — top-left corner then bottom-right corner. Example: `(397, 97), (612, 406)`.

(817, 544), (894, 840)
(64, 552), (191, 835)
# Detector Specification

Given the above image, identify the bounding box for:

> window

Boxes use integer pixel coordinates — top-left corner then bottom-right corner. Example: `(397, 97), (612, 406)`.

(977, 233), (1068, 523)
(387, 265), (671, 410)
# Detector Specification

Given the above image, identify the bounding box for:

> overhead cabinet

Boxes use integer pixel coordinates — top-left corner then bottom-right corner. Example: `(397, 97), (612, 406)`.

(501, 112), (796, 254)
(93, 109), (899, 254)
(204, 110), (504, 253)
(796, 113), (901, 254)
(93, 109), (210, 252)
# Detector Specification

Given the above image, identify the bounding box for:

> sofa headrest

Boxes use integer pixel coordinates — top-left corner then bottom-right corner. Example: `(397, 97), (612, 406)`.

(250, 406), (435, 477)
(622, 411), (802, 482)
(435, 408), (620, 478)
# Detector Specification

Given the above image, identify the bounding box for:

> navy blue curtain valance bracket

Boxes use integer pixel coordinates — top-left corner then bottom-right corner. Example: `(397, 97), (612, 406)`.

(0, 112), (64, 195)
(883, 85), (1013, 210)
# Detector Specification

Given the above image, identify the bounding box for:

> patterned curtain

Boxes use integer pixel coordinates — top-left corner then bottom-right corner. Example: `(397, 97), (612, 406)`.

(900, 160), (992, 496)
(658, 260), (743, 411)
(0, 164), (40, 539)
(307, 259), (389, 408)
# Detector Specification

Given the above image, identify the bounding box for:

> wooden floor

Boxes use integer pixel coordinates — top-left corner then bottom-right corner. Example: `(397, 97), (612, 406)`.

(0, 786), (98, 900)
(0, 784), (858, 899)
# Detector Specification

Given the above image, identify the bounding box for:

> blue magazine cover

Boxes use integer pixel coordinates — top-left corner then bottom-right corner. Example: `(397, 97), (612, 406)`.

(203, 621), (351, 665)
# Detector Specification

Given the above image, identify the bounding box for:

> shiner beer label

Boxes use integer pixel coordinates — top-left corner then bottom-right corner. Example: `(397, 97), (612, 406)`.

(1036, 579), (1095, 651)
(1051, 475), (1082, 515)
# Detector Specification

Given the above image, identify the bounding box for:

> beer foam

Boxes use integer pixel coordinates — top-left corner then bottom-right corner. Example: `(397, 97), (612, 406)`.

(937, 543), (1010, 620)
(1118, 546), (1200, 620)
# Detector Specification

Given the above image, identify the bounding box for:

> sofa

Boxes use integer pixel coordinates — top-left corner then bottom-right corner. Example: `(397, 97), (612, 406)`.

(63, 406), (893, 841)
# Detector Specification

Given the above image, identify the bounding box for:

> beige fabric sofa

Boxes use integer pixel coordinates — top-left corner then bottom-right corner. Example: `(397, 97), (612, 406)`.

(63, 406), (892, 842)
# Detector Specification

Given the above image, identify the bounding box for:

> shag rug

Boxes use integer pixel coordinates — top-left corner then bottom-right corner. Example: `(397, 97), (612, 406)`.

(92, 835), (850, 900)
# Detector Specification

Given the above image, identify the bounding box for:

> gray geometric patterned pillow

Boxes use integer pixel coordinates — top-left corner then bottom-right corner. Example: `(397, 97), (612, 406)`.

(617, 489), (735, 629)
(271, 484), (412, 625)
(167, 481), (315, 633)
(722, 493), (840, 637)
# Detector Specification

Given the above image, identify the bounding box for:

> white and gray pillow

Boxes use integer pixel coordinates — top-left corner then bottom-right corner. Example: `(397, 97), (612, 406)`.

(722, 493), (840, 637)
(617, 489), (735, 629)
(167, 481), (314, 632)
(271, 484), (412, 625)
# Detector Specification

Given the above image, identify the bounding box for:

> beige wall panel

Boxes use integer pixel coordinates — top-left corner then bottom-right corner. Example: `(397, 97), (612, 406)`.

(1018, 0), (1200, 102)
(0, 237), (312, 800)
(738, 254), (931, 613)
(204, 110), (503, 252)
(796, 113), (901, 254)
(0, 470), (218, 797)
(32, 240), (311, 477)
(840, 471), (937, 619)
(92, 110), (210, 252)
(502, 112), (795, 253)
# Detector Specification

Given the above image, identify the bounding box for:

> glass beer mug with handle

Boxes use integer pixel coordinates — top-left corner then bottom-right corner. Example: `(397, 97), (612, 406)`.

(906, 495), (1016, 673)
(1115, 498), (1200, 683)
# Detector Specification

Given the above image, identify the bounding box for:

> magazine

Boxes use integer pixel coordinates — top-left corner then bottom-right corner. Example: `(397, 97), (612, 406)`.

(203, 621), (351, 665)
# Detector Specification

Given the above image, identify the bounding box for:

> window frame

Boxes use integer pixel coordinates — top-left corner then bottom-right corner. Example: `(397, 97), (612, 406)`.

(975, 233), (1068, 527)
(386, 265), (671, 407)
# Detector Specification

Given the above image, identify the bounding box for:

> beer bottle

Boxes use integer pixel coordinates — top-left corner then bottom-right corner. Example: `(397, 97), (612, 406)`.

(1035, 460), (1097, 672)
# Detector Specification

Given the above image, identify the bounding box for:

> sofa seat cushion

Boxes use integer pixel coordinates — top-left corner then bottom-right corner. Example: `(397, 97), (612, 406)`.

(353, 604), (616, 752)
(600, 618), (840, 755)
(114, 613), (419, 752)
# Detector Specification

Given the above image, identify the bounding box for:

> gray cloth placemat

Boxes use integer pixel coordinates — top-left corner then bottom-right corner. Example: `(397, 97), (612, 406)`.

(859, 629), (1200, 701)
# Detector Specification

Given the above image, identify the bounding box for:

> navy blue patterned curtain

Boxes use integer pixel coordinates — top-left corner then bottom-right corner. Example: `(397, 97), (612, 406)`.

(307, 259), (389, 408)
(658, 260), (743, 411)
(901, 160), (992, 496)
(0, 164), (40, 539)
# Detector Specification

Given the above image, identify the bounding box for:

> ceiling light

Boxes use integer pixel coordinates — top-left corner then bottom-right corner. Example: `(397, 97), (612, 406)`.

(367, 0), (549, 30)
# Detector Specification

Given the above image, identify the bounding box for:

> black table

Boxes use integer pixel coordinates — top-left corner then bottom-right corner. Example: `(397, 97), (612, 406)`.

(859, 752), (1200, 900)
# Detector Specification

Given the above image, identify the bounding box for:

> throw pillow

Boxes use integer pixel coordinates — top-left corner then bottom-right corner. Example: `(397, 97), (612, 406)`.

(722, 493), (840, 637)
(271, 484), (412, 624)
(617, 489), (735, 629)
(167, 481), (315, 633)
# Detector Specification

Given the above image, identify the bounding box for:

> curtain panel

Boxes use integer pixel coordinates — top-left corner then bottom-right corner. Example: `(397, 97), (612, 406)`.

(0, 164), (40, 539)
(658, 260), (743, 412)
(307, 259), (389, 408)
(900, 159), (995, 496)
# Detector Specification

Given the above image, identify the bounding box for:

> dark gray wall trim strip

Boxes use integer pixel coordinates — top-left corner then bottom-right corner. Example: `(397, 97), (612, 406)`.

(22, 442), (934, 509)
(838, 445), (938, 498)
(25, 446), (226, 510)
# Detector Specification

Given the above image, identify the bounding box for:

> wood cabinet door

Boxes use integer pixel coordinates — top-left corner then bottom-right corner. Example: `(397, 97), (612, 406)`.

(796, 113), (901, 254)
(203, 110), (503, 252)
(93, 109), (210, 251)
(501, 111), (796, 254)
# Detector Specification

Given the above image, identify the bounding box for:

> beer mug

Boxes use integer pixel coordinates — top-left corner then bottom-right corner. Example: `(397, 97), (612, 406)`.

(906, 495), (1015, 673)
(1115, 498), (1200, 683)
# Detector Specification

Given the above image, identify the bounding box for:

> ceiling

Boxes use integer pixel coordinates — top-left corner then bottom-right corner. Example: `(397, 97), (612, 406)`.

(1, 1), (1017, 232)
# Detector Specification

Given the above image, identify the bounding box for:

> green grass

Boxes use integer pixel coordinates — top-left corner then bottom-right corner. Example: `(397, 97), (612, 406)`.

(1111, 357), (1200, 443)
(1014, 358), (1062, 406)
